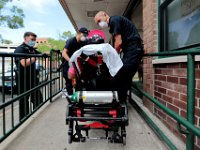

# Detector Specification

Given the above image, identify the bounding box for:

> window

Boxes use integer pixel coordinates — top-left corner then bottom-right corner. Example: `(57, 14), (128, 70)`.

(160, 0), (200, 51)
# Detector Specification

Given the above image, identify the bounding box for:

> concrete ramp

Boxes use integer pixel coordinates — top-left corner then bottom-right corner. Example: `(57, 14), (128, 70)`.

(3, 96), (167, 150)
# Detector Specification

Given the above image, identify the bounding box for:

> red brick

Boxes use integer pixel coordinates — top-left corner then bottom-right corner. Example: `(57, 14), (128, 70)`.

(143, 58), (148, 64)
(196, 80), (200, 89)
(180, 134), (187, 143)
(155, 64), (167, 68)
(158, 98), (167, 106)
(195, 116), (199, 126)
(154, 91), (161, 98)
(155, 81), (161, 86)
(163, 82), (175, 90)
(155, 69), (161, 74)
(173, 100), (187, 110)
(196, 89), (200, 98)
(166, 116), (177, 127)
(161, 69), (173, 75)
(180, 110), (187, 118)
(174, 85), (187, 95)
(172, 128), (183, 140)
(167, 76), (179, 84)
(155, 75), (166, 81)
(196, 98), (198, 107)
(167, 103), (179, 114)
(157, 109), (167, 120)
(180, 63), (187, 68)
(180, 94), (187, 102)
(154, 107), (158, 114)
(144, 98), (154, 112)
(196, 70), (200, 79)
(167, 64), (180, 68)
(167, 90), (180, 99)
(173, 69), (187, 77)
(197, 136), (200, 146)
(199, 99), (200, 108)
(180, 78), (187, 85)
(195, 108), (200, 116)
(157, 87), (166, 94)
(194, 145), (200, 150)
(162, 95), (173, 103)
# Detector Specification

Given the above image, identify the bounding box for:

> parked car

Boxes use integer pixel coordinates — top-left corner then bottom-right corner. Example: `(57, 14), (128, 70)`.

(36, 63), (49, 83)
(0, 69), (17, 92)
(0, 64), (49, 93)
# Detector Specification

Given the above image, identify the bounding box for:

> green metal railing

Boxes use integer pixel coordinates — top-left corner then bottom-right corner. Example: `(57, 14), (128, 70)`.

(0, 50), (63, 142)
(130, 48), (200, 150)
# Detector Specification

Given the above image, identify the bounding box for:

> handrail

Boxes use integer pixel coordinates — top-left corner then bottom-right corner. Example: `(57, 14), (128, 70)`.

(132, 48), (200, 150)
(0, 50), (63, 143)
(132, 82), (200, 137)
(144, 48), (200, 56)
(0, 52), (49, 58)
(0, 77), (59, 109)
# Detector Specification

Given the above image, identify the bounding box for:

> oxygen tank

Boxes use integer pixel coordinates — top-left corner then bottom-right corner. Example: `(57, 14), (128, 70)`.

(69, 91), (118, 104)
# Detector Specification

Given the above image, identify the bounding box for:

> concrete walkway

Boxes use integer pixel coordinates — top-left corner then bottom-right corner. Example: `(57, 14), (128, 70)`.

(3, 96), (167, 150)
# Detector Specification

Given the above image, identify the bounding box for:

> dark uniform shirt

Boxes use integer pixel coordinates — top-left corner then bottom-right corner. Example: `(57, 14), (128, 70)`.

(64, 37), (84, 57)
(109, 16), (142, 51)
(109, 16), (143, 65)
(14, 43), (40, 81)
(63, 36), (86, 70)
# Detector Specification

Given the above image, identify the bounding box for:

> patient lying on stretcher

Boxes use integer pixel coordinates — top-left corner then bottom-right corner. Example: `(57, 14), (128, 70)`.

(68, 43), (123, 81)
(67, 30), (123, 83)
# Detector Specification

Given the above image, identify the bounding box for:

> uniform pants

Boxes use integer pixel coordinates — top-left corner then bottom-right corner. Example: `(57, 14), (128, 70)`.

(16, 73), (43, 120)
(111, 45), (143, 102)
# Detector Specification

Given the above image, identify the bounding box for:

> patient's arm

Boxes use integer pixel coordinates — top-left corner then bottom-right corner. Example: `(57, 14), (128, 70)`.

(62, 48), (70, 62)
(114, 34), (122, 53)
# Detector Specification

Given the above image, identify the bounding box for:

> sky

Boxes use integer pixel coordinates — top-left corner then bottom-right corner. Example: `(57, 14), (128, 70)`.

(0, 0), (76, 43)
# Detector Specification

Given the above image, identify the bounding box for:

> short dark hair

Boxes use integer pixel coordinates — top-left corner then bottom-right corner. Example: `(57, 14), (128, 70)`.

(78, 27), (89, 35)
(24, 32), (37, 38)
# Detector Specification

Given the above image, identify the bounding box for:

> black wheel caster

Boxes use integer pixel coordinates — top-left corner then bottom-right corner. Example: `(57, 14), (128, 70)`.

(122, 136), (126, 145)
(81, 137), (86, 142)
(68, 135), (72, 144)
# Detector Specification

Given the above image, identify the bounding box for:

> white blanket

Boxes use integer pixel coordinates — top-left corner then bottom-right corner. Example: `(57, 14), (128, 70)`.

(69, 43), (123, 77)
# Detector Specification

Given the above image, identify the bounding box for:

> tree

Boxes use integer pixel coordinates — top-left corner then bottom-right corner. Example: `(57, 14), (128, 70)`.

(2, 39), (13, 44)
(37, 38), (66, 53)
(0, 34), (2, 43)
(37, 30), (75, 53)
(0, 0), (25, 29)
(59, 31), (74, 41)
(0, 0), (25, 42)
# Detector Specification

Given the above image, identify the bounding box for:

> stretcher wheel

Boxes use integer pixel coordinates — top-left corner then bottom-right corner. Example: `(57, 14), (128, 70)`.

(122, 136), (126, 145)
(68, 135), (72, 144)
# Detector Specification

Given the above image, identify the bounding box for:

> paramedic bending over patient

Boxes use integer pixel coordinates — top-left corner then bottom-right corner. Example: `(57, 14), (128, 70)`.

(62, 27), (89, 95)
(94, 11), (144, 102)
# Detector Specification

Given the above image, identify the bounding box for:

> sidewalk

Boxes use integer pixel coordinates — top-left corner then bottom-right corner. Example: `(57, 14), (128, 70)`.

(3, 96), (167, 150)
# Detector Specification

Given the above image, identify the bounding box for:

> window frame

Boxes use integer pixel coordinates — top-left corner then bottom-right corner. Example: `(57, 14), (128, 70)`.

(159, 0), (200, 52)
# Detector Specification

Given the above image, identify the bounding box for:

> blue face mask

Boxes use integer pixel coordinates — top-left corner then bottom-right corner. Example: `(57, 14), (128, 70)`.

(28, 41), (36, 47)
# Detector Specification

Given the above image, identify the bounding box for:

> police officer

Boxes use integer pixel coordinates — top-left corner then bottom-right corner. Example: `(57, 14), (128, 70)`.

(62, 27), (89, 95)
(94, 11), (143, 102)
(14, 32), (43, 120)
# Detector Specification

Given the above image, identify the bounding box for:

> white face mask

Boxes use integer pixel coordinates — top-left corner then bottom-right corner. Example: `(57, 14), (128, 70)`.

(99, 21), (108, 28)
(80, 36), (86, 41)
(27, 41), (36, 47)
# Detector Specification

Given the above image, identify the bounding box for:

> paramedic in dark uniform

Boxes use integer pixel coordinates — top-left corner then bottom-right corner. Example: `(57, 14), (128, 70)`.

(94, 11), (143, 102)
(62, 27), (89, 95)
(14, 32), (43, 120)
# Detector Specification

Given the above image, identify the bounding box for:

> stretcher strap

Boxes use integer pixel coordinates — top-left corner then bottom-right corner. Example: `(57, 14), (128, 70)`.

(84, 122), (109, 129)
(80, 52), (103, 67)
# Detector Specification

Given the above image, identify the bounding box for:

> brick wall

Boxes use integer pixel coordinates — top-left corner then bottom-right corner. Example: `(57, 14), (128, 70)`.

(154, 62), (200, 149)
(141, 0), (200, 149)
(142, 0), (157, 111)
